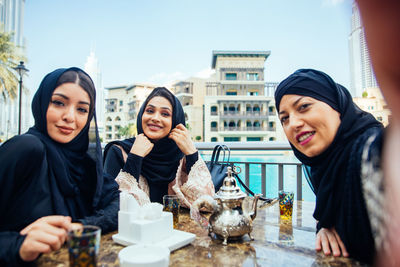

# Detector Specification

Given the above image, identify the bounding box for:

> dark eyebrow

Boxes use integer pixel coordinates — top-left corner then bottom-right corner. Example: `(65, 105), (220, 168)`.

(52, 93), (90, 106)
(147, 104), (172, 112)
(278, 96), (304, 115)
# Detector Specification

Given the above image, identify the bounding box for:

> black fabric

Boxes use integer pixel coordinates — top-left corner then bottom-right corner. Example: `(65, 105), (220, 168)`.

(0, 68), (118, 266)
(274, 69), (383, 264)
(104, 87), (186, 203)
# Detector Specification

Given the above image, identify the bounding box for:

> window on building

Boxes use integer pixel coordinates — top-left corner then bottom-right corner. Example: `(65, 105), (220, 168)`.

(115, 116), (121, 121)
(224, 137), (240, 142)
(225, 73), (237, 80)
(106, 117), (112, 122)
(106, 134), (112, 139)
(106, 126), (112, 131)
(254, 121), (260, 127)
(253, 106), (260, 112)
(269, 137), (276, 141)
(211, 137), (218, 142)
(247, 137), (261, 141)
(211, 106), (217, 114)
(120, 100), (123, 106)
(268, 106), (275, 113)
(226, 90), (237, 95)
(377, 116), (383, 121)
(246, 73), (259, 81)
(247, 91), (259, 96)
(246, 121), (252, 127)
(211, 121), (217, 128)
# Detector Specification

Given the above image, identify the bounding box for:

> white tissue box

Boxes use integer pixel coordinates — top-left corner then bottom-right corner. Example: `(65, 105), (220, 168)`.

(118, 211), (173, 244)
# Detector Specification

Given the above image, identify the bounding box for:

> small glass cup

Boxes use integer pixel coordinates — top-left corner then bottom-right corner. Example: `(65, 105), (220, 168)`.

(68, 225), (101, 267)
(162, 195), (180, 228)
(278, 190), (294, 219)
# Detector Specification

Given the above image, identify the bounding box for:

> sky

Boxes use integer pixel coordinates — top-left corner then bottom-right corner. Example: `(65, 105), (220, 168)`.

(23, 0), (352, 94)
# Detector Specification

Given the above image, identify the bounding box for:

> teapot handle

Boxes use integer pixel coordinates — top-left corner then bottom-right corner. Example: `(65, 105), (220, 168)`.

(190, 195), (218, 229)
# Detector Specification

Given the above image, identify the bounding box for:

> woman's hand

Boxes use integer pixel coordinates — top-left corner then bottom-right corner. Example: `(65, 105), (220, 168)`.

(316, 227), (349, 257)
(19, 216), (72, 262)
(130, 133), (154, 157)
(169, 124), (197, 155)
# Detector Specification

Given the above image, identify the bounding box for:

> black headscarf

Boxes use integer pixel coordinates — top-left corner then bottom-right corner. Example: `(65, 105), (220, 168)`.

(104, 87), (185, 202)
(275, 69), (383, 229)
(26, 67), (104, 219)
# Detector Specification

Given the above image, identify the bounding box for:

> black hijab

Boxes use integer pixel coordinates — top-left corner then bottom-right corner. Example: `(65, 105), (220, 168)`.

(104, 87), (185, 202)
(275, 69), (383, 228)
(26, 67), (104, 219)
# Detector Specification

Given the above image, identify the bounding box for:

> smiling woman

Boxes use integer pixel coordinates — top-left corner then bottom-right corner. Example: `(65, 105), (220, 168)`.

(275, 68), (384, 264)
(103, 87), (214, 207)
(0, 68), (119, 266)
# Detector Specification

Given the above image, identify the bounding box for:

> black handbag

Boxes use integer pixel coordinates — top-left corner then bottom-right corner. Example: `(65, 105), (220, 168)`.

(206, 144), (232, 192)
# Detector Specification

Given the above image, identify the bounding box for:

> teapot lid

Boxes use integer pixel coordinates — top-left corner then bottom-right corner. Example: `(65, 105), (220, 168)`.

(215, 167), (247, 200)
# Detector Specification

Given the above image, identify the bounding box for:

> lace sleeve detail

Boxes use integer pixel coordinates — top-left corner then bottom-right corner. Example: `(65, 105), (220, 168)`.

(172, 157), (215, 208)
(115, 170), (151, 206)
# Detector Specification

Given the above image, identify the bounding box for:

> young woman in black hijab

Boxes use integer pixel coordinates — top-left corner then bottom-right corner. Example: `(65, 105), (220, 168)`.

(0, 67), (119, 266)
(103, 87), (214, 207)
(275, 69), (384, 264)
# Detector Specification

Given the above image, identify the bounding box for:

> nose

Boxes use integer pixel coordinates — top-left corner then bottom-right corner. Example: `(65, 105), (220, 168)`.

(151, 111), (161, 122)
(62, 106), (75, 123)
(289, 114), (304, 131)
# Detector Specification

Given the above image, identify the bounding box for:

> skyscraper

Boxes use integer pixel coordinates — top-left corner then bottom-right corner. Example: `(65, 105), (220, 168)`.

(84, 50), (105, 139)
(349, 2), (378, 97)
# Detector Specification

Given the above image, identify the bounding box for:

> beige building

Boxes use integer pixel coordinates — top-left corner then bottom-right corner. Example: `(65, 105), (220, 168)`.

(353, 87), (391, 126)
(104, 83), (156, 142)
(171, 77), (206, 141)
(203, 51), (283, 142)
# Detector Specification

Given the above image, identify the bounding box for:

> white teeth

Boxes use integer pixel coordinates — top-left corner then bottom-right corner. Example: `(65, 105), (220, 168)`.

(298, 132), (314, 142)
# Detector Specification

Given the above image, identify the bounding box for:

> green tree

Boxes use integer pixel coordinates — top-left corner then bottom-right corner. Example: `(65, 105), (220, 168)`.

(118, 123), (137, 138)
(0, 30), (19, 99)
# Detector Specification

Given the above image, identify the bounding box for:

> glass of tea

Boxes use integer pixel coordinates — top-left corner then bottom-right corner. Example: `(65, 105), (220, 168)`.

(162, 195), (180, 228)
(68, 225), (101, 267)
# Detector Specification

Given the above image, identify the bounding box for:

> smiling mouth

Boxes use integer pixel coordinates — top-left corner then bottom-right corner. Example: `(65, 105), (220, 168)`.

(147, 124), (162, 131)
(297, 131), (315, 143)
(57, 126), (74, 135)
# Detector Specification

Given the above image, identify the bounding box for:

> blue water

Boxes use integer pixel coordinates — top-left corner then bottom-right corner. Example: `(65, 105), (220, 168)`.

(199, 153), (316, 202)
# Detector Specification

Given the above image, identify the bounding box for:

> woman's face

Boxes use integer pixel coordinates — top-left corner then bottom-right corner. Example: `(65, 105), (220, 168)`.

(46, 83), (90, 143)
(278, 94), (341, 157)
(142, 96), (173, 141)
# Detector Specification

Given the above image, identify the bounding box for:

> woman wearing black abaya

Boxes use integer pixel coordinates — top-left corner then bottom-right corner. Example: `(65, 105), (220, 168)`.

(275, 69), (384, 264)
(0, 68), (118, 266)
(103, 87), (214, 207)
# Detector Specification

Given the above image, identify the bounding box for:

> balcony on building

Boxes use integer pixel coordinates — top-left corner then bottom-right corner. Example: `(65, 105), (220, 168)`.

(105, 98), (117, 112)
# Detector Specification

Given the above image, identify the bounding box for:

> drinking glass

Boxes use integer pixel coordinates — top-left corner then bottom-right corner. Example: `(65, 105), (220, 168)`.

(278, 190), (294, 219)
(162, 195), (180, 228)
(68, 225), (101, 267)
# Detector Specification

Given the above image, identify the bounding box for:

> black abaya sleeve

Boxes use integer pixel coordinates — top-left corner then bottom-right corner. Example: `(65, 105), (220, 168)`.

(104, 145), (143, 180)
(0, 135), (49, 266)
(79, 172), (119, 233)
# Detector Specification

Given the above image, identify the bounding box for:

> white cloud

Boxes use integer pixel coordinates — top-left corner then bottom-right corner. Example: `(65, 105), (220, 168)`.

(194, 68), (215, 79)
(322, 0), (345, 6)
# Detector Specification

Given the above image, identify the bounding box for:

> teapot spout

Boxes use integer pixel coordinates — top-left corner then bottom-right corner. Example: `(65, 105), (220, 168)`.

(250, 194), (261, 221)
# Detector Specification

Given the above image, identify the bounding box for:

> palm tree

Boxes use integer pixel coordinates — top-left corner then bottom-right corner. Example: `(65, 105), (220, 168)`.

(0, 30), (19, 99)
(118, 123), (137, 138)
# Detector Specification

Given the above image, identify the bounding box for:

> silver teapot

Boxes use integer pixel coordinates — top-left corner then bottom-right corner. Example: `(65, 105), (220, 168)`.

(195, 167), (260, 245)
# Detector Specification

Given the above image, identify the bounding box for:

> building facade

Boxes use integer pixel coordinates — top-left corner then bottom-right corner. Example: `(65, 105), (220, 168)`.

(349, 2), (378, 97)
(0, 0), (28, 140)
(171, 77), (206, 141)
(353, 87), (391, 126)
(104, 84), (156, 142)
(203, 51), (283, 142)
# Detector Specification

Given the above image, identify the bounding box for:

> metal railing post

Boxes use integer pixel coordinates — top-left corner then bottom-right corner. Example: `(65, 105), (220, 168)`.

(278, 164), (284, 191)
(297, 165), (302, 201)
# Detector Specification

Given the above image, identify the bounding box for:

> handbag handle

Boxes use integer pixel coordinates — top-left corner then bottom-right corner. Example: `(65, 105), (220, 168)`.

(233, 172), (274, 203)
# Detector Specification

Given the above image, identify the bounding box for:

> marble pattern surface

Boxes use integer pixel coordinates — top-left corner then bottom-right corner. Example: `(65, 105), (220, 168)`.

(37, 200), (369, 267)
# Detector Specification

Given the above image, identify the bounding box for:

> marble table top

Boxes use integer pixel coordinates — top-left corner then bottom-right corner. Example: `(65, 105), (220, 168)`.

(36, 200), (368, 267)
